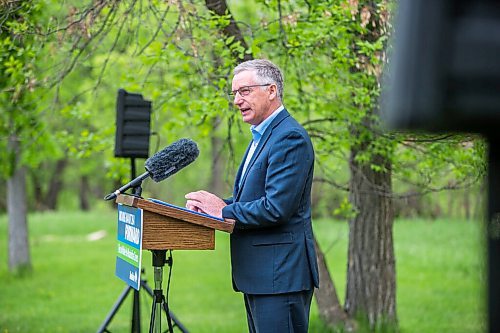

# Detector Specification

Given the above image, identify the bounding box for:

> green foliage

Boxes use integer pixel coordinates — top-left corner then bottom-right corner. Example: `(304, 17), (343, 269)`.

(333, 197), (357, 220)
(239, 0), (484, 205)
(0, 0), (82, 188)
(0, 1), (47, 176)
(0, 0), (484, 215)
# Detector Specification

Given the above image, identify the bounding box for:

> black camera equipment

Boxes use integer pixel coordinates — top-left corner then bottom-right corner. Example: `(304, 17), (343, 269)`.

(384, 1), (500, 332)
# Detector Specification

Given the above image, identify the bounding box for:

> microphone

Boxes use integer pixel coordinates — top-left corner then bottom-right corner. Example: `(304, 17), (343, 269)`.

(104, 138), (199, 201)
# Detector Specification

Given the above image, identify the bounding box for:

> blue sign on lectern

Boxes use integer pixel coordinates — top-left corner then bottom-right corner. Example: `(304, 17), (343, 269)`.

(115, 204), (143, 290)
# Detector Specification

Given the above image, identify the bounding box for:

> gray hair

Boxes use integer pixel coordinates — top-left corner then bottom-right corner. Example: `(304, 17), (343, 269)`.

(234, 59), (284, 101)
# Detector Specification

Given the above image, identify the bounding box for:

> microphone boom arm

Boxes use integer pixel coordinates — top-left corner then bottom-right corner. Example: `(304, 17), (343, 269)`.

(104, 171), (150, 201)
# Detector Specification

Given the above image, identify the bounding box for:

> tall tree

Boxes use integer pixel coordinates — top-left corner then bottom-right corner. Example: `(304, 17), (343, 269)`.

(0, 1), (45, 273)
(344, 2), (397, 328)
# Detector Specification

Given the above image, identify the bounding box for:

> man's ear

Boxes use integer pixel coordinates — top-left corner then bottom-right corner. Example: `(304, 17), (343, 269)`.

(268, 84), (278, 100)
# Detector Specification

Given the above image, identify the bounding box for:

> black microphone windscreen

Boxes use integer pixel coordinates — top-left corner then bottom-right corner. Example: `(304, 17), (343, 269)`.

(144, 138), (199, 182)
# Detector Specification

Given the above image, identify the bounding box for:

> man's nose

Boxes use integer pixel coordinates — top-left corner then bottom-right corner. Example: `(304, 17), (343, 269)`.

(234, 93), (243, 106)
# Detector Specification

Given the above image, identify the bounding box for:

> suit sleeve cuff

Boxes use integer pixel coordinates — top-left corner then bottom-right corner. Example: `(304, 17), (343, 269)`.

(222, 205), (236, 220)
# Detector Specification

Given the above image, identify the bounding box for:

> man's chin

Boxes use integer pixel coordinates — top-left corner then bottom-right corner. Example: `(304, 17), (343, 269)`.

(241, 114), (253, 124)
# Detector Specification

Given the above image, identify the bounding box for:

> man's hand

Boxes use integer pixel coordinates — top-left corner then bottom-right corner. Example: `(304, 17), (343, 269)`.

(185, 190), (227, 219)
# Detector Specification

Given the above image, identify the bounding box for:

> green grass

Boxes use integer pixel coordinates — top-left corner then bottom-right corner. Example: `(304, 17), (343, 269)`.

(0, 212), (486, 332)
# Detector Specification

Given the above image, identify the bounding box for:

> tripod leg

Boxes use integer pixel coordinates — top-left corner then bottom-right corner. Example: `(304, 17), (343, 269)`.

(148, 291), (157, 333)
(162, 304), (189, 333)
(141, 281), (189, 332)
(131, 289), (141, 333)
(97, 285), (133, 333)
(162, 295), (174, 333)
(145, 260), (166, 333)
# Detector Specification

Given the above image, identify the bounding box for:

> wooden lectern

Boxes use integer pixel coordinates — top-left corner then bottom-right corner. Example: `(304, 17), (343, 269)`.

(112, 194), (235, 333)
(116, 194), (235, 248)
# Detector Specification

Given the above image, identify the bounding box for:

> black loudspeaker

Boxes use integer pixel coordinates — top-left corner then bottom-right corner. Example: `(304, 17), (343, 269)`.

(383, 0), (500, 134)
(114, 89), (152, 158)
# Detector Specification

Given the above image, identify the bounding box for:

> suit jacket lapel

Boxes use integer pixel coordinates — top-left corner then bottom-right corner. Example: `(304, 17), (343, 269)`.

(234, 109), (290, 200)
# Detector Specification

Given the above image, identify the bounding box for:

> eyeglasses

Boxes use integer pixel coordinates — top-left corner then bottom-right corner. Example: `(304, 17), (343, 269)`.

(229, 84), (271, 97)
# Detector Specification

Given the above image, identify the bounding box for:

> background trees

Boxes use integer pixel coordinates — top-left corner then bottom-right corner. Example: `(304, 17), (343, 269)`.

(0, 0), (485, 331)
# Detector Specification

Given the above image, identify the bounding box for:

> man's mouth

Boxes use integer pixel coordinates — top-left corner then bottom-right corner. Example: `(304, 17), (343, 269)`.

(240, 108), (251, 114)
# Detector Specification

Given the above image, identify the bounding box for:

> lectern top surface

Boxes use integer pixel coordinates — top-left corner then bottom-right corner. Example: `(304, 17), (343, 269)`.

(148, 198), (225, 222)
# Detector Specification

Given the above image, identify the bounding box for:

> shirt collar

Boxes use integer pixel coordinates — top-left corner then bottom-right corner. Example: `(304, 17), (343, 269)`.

(250, 105), (284, 142)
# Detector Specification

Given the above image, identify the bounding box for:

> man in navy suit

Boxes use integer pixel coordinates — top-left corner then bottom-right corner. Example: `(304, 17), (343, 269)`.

(185, 59), (319, 333)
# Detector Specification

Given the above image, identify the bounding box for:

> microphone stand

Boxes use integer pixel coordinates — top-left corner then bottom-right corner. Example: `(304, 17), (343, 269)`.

(149, 250), (175, 333)
(98, 157), (188, 333)
(132, 183), (180, 333)
(129, 180), (171, 333)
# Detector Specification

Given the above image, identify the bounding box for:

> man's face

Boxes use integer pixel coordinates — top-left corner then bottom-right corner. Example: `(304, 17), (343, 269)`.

(231, 71), (274, 126)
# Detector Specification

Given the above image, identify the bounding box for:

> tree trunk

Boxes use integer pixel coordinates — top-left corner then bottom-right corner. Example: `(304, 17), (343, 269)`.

(204, 0), (252, 62)
(7, 136), (31, 273)
(464, 189), (471, 220)
(31, 168), (46, 211)
(345, 144), (397, 330)
(0, 179), (6, 212)
(447, 186), (454, 217)
(45, 158), (68, 210)
(343, 1), (397, 327)
(204, 0), (252, 196)
(80, 175), (90, 211)
(313, 236), (356, 332)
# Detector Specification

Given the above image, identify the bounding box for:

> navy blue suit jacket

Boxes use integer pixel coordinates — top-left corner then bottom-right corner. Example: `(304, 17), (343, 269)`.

(222, 109), (319, 294)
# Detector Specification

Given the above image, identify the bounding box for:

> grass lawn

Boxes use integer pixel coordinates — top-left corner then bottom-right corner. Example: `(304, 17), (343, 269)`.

(0, 211), (486, 332)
